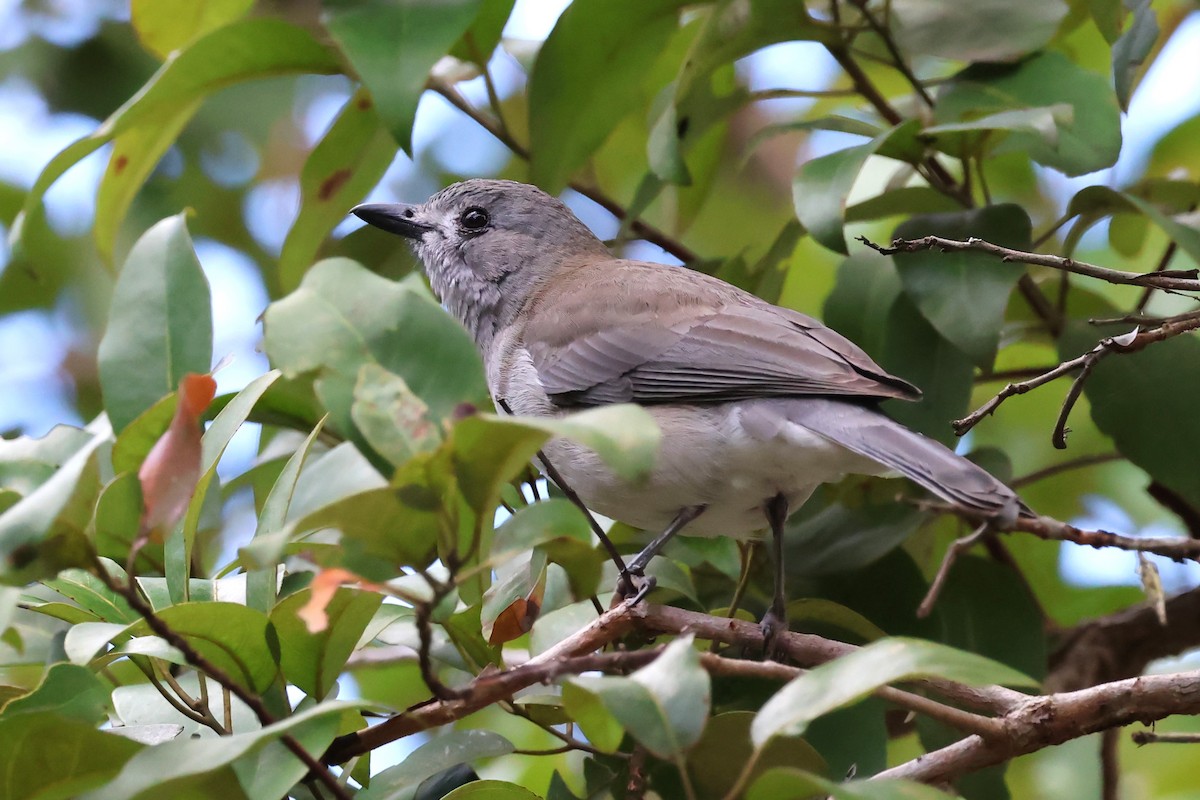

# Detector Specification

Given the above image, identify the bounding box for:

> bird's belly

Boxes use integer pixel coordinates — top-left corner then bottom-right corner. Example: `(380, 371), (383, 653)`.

(536, 401), (884, 540)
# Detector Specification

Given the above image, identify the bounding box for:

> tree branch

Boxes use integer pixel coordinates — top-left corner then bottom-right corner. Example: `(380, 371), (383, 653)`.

(950, 315), (1200, 439)
(912, 500), (1200, 563)
(1047, 583), (1200, 693)
(860, 234), (1200, 292)
(90, 559), (352, 800)
(874, 668), (1200, 785)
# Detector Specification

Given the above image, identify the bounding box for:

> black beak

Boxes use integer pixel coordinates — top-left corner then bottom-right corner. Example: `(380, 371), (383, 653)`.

(350, 203), (433, 240)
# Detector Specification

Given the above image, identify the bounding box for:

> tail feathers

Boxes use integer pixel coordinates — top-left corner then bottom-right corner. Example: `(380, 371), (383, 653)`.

(786, 399), (1030, 520)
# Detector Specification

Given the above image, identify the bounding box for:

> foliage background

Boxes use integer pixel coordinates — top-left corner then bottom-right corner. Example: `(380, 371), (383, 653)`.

(2, 0), (1200, 798)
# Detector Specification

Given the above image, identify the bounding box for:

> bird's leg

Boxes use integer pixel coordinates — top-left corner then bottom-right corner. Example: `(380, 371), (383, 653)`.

(617, 505), (707, 600)
(760, 492), (790, 660)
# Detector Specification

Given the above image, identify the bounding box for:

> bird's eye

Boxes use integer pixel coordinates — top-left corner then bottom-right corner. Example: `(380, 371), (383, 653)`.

(460, 207), (490, 231)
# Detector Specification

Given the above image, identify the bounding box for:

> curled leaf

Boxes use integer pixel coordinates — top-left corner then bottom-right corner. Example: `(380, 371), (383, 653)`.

(297, 568), (381, 633)
(137, 373), (216, 539)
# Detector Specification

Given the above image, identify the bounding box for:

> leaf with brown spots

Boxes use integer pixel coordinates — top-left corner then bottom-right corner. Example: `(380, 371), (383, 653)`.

(278, 88), (396, 291)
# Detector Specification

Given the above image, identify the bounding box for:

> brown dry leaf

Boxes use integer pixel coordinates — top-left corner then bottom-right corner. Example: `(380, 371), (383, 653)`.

(298, 568), (381, 633)
(487, 567), (547, 645)
(137, 372), (217, 540)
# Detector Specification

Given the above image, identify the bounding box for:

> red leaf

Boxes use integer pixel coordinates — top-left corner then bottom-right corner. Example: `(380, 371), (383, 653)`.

(137, 373), (216, 539)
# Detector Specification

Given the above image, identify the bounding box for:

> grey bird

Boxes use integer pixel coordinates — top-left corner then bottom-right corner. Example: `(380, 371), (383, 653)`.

(352, 179), (1024, 651)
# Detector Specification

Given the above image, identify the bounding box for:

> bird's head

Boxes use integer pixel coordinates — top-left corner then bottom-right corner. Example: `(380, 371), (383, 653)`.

(353, 179), (608, 312)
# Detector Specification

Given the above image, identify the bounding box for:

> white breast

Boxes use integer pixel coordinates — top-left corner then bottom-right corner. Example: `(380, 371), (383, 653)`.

(488, 336), (884, 540)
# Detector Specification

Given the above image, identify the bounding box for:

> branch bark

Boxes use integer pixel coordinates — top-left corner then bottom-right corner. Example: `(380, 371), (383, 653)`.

(860, 234), (1200, 292)
(874, 669), (1200, 785)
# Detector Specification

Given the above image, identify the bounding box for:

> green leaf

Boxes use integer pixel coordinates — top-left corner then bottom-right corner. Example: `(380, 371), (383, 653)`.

(0, 425), (94, 498)
(126, 602), (279, 693)
(95, 107), (198, 265)
(264, 260), (489, 442)
(1113, 0), (1158, 111)
(279, 88), (397, 292)
(892, 205), (1030, 367)
(131, 0), (256, 58)
(936, 52), (1121, 177)
(687, 711), (825, 800)
(751, 637), (1034, 746)
(784, 487), (924, 576)
(475, 405), (661, 485)
(42, 568), (137, 623)
(0, 712), (143, 800)
(565, 636), (710, 759)
(351, 364), (443, 467)
(890, 0), (1067, 62)
(325, 0), (481, 156)
(747, 768), (954, 800)
(358, 730), (515, 800)
(2, 663), (110, 724)
(245, 417), (327, 612)
(794, 122), (922, 254)
(1060, 316), (1200, 509)
(529, 0), (688, 192)
(270, 587), (382, 699)
(80, 700), (357, 800)
(442, 782), (543, 800)
(931, 556), (1047, 682)
(12, 19), (341, 267)
(97, 214), (212, 432)
(448, 0), (517, 66)
(0, 431), (107, 585)
(824, 254), (974, 442)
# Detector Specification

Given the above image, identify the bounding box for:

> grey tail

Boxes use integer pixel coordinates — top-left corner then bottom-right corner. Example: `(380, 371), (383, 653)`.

(786, 399), (1031, 520)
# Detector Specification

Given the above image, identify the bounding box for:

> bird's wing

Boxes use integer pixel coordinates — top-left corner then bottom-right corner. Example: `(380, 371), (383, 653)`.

(521, 262), (920, 406)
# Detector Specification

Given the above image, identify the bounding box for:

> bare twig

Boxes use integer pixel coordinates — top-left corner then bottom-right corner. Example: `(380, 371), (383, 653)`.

(913, 500), (1200, 563)
(1101, 728), (1120, 800)
(917, 523), (991, 618)
(846, 0), (935, 108)
(1011, 453), (1122, 489)
(860, 234), (1200, 292)
(1132, 730), (1200, 745)
(950, 316), (1200, 438)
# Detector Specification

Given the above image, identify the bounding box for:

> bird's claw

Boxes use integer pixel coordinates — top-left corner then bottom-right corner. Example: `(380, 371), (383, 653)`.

(616, 571), (656, 605)
(759, 604), (789, 661)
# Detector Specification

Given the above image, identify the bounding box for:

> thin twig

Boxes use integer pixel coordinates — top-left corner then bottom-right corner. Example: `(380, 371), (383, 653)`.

(1132, 730), (1200, 745)
(89, 558), (352, 800)
(861, 234), (1200, 292)
(951, 316), (1200, 438)
(1101, 727), (1120, 800)
(917, 523), (990, 618)
(912, 500), (1200, 562)
(846, 0), (935, 107)
(1010, 453), (1122, 488)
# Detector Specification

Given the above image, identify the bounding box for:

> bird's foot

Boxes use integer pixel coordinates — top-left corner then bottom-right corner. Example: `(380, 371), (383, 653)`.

(616, 571), (656, 605)
(759, 602), (789, 661)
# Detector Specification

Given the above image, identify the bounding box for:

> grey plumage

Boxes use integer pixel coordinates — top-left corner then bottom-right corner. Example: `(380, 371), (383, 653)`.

(352, 179), (1024, 532)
